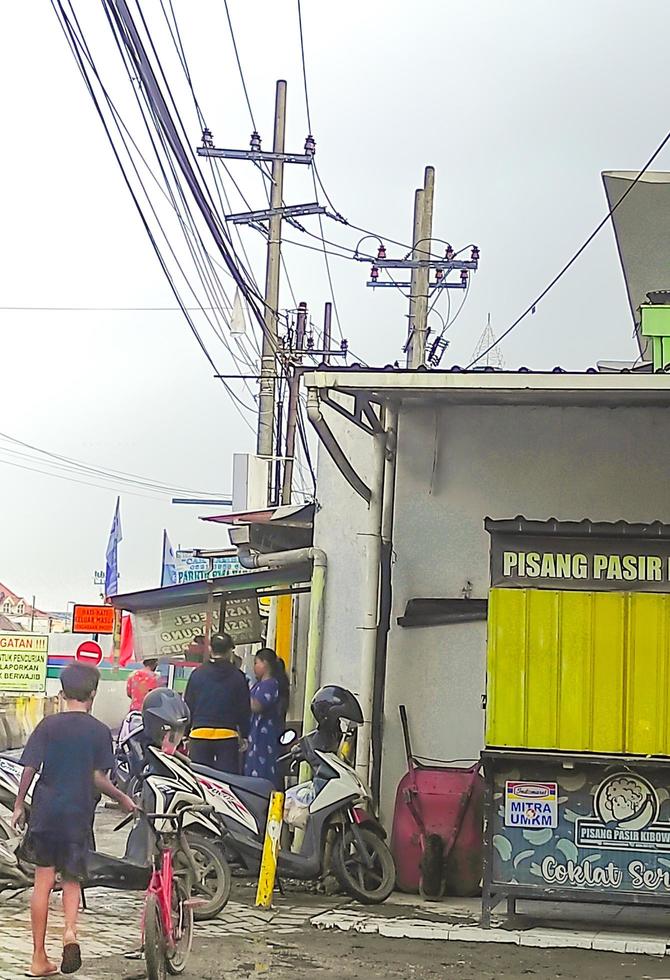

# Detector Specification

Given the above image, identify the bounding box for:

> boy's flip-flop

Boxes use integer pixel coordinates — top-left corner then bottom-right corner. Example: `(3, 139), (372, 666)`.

(60, 943), (82, 975)
(24, 971), (59, 978)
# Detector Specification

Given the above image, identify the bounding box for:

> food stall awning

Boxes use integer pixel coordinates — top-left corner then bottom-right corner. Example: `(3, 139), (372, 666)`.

(108, 564), (312, 613)
(200, 502), (314, 554)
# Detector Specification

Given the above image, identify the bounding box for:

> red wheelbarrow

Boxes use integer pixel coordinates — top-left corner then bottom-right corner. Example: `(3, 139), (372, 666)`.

(390, 705), (484, 899)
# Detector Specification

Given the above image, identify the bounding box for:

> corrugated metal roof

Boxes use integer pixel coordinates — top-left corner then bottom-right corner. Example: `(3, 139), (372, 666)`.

(485, 517), (670, 539)
(304, 366), (670, 408)
(309, 362), (660, 375)
(108, 565), (312, 612)
(0, 614), (21, 631)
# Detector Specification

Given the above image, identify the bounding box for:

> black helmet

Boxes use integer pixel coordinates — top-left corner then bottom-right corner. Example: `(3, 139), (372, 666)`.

(311, 686), (364, 731)
(142, 688), (190, 747)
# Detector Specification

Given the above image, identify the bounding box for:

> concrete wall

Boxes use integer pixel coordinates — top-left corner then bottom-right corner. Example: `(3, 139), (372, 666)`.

(313, 399), (670, 825)
(313, 404), (381, 691)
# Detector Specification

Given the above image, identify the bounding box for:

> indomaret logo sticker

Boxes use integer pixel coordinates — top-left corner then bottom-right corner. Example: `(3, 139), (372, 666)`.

(576, 772), (670, 852)
(504, 781), (558, 829)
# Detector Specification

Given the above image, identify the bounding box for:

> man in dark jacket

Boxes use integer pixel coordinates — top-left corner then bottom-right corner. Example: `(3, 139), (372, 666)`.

(184, 633), (250, 773)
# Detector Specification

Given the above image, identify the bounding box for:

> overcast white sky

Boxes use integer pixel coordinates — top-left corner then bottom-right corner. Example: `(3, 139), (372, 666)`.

(1, 0), (668, 609)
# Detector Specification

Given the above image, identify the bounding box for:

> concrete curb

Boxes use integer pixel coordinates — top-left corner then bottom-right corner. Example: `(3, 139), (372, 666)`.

(310, 909), (670, 957)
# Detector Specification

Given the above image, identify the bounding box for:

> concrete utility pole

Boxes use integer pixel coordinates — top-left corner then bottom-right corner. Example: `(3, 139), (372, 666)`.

(406, 166), (435, 368)
(197, 80), (327, 505)
(281, 302), (307, 504)
(257, 80), (287, 465)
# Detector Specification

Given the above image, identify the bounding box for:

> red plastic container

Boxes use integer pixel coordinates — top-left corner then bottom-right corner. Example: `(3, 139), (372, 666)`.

(390, 762), (484, 896)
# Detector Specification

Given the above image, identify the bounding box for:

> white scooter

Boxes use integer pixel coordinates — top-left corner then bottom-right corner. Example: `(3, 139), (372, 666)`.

(145, 720), (396, 904)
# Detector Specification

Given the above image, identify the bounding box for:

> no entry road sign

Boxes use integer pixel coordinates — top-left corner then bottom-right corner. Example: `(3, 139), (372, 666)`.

(76, 640), (103, 667)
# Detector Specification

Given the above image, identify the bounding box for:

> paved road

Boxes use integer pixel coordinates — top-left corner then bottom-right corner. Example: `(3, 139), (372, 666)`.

(3, 809), (670, 979)
(63, 926), (670, 980)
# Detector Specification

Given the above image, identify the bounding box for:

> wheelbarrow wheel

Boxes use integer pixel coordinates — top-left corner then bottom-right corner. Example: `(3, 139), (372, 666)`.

(419, 833), (445, 901)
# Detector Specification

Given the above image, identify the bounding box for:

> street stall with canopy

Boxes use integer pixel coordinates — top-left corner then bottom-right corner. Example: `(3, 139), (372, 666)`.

(108, 562), (311, 709)
(481, 517), (670, 924)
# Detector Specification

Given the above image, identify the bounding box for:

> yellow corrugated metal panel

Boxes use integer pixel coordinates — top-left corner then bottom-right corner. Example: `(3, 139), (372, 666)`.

(589, 592), (626, 753)
(555, 591), (593, 751)
(486, 589), (526, 747)
(524, 590), (560, 749)
(626, 593), (670, 755)
(487, 589), (627, 753)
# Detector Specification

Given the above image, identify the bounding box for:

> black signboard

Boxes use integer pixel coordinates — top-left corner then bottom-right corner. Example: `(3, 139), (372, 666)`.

(487, 518), (670, 593)
(222, 596), (262, 645)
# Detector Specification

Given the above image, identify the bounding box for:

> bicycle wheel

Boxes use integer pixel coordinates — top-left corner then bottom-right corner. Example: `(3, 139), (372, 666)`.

(166, 878), (193, 975)
(144, 893), (167, 980)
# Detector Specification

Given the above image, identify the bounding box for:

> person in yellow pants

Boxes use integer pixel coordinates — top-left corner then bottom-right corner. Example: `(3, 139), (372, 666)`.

(185, 634), (250, 773)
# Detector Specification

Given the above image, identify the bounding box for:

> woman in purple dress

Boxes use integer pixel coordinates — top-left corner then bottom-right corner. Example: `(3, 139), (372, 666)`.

(244, 650), (280, 786)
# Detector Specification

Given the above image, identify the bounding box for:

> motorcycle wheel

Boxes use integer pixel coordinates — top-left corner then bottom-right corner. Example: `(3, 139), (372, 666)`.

(178, 836), (231, 921)
(333, 827), (395, 904)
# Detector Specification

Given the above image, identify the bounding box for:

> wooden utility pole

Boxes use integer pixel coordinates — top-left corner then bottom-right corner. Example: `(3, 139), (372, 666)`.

(406, 166), (435, 368)
(257, 80), (287, 468)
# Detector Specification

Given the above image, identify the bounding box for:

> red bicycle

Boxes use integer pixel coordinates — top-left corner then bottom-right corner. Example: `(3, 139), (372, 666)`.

(143, 806), (212, 980)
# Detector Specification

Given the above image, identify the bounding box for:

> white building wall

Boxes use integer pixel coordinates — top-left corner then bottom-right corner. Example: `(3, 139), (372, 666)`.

(313, 407), (381, 690)
(313, 399), (670, 825)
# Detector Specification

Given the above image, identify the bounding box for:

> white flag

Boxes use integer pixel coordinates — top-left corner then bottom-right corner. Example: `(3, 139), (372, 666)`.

(230, 288), (247, 335)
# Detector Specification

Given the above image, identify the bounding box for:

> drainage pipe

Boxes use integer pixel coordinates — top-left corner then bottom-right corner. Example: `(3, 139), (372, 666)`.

(355, 425), (387, 784)
(371, 404), (398, 806)
(237, 546), (327, 739)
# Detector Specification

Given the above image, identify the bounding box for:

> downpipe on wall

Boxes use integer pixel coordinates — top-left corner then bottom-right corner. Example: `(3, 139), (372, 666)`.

(355, 422), (388, 786)
(371, 405), (398, 806)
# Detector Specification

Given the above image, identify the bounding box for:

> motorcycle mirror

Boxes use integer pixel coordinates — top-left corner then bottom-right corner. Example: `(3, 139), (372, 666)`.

(279, 729), (298, 746)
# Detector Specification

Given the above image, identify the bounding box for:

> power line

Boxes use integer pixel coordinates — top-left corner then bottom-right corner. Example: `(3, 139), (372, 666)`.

(296, 0), (313, 134)
(59, 0), (262, 395)
(467, 127), (670, 368)
(51, 0), (258, 433)
(0, 453), (187, 500)
(0, 430), (226, 496)
(222, 0), (258, 132)
(217, 0), (299, 312)
(295, 0), (343, 340)
(0, 305), (250, 312)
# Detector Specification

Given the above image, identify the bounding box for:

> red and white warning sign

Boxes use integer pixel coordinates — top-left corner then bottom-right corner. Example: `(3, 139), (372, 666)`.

(75, 640), (103, 667)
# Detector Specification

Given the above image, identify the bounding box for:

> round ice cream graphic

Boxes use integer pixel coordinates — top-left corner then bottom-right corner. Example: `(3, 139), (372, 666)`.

(595, 773), (658, 831)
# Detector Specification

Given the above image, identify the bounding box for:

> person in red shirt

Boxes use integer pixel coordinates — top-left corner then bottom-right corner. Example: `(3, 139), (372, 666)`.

(126, 658), (163, 712)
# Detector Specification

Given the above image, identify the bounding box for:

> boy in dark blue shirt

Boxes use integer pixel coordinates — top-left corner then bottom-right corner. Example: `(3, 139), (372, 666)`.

(12, 663), (135, 977)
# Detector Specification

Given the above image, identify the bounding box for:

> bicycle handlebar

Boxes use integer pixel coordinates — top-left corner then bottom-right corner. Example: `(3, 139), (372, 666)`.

(113, 803), (214, 834)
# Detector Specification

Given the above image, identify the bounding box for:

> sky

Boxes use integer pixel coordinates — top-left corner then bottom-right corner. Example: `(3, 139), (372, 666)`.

(1, 0), (668, 609)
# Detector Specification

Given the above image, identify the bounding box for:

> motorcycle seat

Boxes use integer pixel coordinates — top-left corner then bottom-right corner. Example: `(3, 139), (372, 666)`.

(85, 850), (150, 890)
(192, 763), (275, 800)
(86, 850), (147, 872)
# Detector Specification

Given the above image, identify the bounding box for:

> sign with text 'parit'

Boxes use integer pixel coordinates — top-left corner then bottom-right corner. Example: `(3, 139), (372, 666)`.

(175, 551), (245, 584)
(0, 633), (48, 693)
